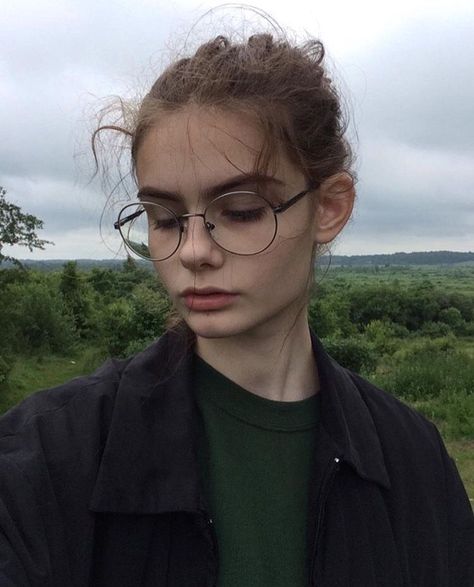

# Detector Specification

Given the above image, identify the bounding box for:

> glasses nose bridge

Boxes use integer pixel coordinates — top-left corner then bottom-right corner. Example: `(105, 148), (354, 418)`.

(178, 211), (215, 239)
(179, 211), (207, 223)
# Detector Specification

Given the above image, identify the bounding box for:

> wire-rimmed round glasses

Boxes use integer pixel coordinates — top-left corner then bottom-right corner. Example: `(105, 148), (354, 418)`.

(114, 187), (315, 262)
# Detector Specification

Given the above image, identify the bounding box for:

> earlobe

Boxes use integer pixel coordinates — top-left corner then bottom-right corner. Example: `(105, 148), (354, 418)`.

(313, 172), (355, 244)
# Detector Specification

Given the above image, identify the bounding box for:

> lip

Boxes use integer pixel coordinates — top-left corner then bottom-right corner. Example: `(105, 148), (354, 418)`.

(180, 287), (235, 296)
(180, 288), (239, 311)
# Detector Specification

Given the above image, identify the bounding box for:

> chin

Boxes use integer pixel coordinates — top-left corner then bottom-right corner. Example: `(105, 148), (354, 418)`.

(182, 312), (254, 340)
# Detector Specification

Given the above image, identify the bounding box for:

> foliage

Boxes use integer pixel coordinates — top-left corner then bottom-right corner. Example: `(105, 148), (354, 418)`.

(438, 307), (464, 330)
(87, 267), (119, 303)
(369, 340), (474, 440)
(0, 354), (14, 387)
(0, 186), (53, 267)
(58, 261), (97, 337)
(308, 289), (357, 338)
(370, 339), (472, 400)
(97, 283), (171, 357)
(322, 336), (378, 374)
(363, 320), (399, 355)
(98, 299), (135, 356)
(1, 262), (473, 441)
(6, 278), (78, 355)
(118, 256), (154, 292)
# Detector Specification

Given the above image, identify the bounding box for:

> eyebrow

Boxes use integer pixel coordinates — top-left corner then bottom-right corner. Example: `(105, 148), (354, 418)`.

(137, 173), (285, 202)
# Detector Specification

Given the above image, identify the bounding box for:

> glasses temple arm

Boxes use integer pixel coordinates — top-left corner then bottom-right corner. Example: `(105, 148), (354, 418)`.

(273, 181), (320, 214)
(114, 208), (144, 230)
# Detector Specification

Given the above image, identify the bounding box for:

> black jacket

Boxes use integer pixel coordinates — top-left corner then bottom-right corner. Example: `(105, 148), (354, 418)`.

(0, 329), (473, 586)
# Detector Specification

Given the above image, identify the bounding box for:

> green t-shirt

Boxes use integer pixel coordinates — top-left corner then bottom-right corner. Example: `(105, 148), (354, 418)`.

(193, 354), (321, 587)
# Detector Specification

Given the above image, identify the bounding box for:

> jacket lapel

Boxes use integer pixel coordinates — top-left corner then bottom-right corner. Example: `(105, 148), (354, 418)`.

(89, 328), (205, 514)
(89, 328), (390, 516)
(310, 332), (390, 490)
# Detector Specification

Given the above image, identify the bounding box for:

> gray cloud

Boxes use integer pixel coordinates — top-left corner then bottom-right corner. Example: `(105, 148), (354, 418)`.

(332, 13), (474, 252)
(1, 3), (473, 258)
(344, 13), (474, 152)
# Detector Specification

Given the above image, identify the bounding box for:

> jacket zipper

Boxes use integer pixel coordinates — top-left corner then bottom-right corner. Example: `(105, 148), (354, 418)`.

(206, 515), (219, 587)
(309, 456), (341, 585)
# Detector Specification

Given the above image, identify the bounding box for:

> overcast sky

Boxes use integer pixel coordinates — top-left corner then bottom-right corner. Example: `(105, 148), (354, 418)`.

(2, 0), (473, 259)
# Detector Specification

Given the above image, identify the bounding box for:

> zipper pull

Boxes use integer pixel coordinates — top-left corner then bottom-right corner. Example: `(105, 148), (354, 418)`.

(309, 455), (343, 584)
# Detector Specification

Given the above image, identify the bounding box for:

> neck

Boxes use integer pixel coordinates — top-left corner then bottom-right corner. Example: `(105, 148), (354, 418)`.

(194, 316), (319, 402)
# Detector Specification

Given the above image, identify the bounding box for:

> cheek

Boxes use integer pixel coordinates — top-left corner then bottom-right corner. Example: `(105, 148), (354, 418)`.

(152, 261), (174, 291)
(245, 237), (313, 293)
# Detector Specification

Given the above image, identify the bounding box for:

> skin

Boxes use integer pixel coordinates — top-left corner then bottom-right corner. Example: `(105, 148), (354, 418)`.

(135, 105), (354, 401)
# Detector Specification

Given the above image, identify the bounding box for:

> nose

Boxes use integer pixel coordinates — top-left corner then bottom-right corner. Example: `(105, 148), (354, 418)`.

(178, 214), (223, 269)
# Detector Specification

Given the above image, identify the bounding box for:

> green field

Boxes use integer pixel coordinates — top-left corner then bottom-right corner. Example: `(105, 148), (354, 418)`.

(318, 264), (474, 295)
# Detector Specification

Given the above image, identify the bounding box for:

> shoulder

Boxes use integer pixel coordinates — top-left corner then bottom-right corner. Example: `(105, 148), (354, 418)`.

(346, 367), (444, 456)
(342, 366), (465, 496)
(0, 329), (185, 476)
(0, 355), (136, 492)
(0, 356), (130, 441)
(348, 368), (437, 435)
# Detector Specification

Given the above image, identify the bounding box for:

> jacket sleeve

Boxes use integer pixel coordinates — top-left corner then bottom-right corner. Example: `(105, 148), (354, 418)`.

(432, 426), (474, 587)
(0, 455), (52, 587)
(0, 525), (33, 587)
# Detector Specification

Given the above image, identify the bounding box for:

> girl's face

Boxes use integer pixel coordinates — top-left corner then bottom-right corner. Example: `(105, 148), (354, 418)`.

(135, 106), (320, 341)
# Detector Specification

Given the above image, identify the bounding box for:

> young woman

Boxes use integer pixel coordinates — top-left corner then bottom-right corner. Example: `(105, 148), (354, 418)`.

(0, 30), (473, 587)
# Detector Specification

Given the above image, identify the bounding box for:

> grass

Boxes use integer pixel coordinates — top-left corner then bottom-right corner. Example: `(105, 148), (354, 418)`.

(0, 347), (107, 414)
(324, 265), (474, 294)
(445, 440), (474, 507)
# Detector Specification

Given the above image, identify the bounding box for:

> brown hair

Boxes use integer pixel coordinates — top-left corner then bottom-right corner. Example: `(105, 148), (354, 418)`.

(91, 28), (355, 346)
(92, 32), (354, 193)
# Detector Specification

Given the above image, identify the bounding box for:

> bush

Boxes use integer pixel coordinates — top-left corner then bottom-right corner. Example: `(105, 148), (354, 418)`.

(0, 354), (14, 387)
(4, 279), (78, 355)
(363, 320), (398, 355)
(308, 294), (357, 338)
(419, 321), (452, 338)
(98, 284), (171, 357)
(460, 321), (474, 336)
(322, 336), (378, 374)
(128, 283), (171, 341)
(77, 346), (110, 374)
(438, 307), (465, 334)
(411, 391), (474, 440)
(123, 338), (156, 357)
(59, 261), (95, 338)
(370, 343), (472, 401)
(99, 300), (135, 356)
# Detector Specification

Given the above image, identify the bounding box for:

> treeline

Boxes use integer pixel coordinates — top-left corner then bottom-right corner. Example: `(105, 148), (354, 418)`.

(0, 259), (169, 365)
(327, 250), (474, 267)
(4, 250), (474, 272)
(1, 259), (473, 365)
(1, 260), (473, 437)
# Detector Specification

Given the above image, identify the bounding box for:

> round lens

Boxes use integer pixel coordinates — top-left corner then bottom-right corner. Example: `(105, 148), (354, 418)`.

(206, 192), (277, 255)
(118, 202), (181, 261)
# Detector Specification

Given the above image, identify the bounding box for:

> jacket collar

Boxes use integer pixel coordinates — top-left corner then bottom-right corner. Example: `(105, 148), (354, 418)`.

(310, 332), (390, 489)
(89, 328), (390, 514)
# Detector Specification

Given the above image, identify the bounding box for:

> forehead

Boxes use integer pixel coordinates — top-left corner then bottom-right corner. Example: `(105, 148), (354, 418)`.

(135, 106), (299, 191)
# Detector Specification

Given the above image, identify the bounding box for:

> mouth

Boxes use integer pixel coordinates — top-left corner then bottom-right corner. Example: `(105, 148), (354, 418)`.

(180, 288), (239, 311)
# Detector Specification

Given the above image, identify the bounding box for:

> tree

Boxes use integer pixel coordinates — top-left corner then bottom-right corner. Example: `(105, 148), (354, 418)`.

(59, 261), (92, 336)
(0, 186), (53, 266)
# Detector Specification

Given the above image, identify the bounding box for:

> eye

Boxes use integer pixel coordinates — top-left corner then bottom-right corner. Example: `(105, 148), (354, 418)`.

(223, 207), (267, 222)
(142, 202), (179, 231)
(152, 218), (177, 230)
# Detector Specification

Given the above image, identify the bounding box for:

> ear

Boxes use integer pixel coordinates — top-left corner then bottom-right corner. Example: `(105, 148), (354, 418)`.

(312, 172), (355, 244)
